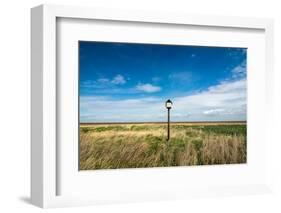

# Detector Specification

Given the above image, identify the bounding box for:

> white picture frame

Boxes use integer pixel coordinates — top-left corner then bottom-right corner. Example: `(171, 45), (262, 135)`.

(31, 4), (274, 208)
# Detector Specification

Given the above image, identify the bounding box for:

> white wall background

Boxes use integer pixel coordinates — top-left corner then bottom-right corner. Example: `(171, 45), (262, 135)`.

(0, 0), (280, 212)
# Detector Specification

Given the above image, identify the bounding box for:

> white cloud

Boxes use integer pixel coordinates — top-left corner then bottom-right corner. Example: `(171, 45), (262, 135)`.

(208, 78), (246, 94)
(228, 48), (247, 58)
(97, 78), (110, 83)
(176, 79), (246, 108)
(111, 74), (126, 85)
(81, 74), (126, 89)
(231, 60), (246, 78)
(81, 79), (111, 89)
(202, 108), (245, 116)
(80, 78), (246, 122)
(203, 108), (225, 115)
(136, 83), (161, 93)
(173, 78), (246, 121)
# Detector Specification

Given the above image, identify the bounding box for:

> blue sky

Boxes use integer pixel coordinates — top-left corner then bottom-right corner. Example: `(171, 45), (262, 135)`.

(79, 41), (247, 122)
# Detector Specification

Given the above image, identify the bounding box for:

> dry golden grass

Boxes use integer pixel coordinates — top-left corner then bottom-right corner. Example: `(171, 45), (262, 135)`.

(79, 123), (246, 170)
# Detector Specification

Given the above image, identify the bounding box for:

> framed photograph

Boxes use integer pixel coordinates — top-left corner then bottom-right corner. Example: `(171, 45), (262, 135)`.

(78, 41), (247, 170)
(31, 4), (274, 208)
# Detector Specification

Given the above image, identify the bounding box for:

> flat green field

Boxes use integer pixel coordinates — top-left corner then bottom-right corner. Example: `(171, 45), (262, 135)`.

(79, 123), (246, 170)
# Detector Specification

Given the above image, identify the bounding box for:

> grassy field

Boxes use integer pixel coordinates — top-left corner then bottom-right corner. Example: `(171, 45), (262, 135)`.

(79, 122), (247, 170)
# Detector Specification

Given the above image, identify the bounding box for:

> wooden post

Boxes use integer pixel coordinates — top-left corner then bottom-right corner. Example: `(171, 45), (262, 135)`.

(167, 108), (170, 141)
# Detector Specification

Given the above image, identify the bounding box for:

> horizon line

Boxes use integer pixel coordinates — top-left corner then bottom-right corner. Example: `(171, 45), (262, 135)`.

(80, 120), (247, 125)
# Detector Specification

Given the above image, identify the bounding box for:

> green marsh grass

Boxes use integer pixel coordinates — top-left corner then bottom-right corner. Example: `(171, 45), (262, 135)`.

(79, 123), (246, 170)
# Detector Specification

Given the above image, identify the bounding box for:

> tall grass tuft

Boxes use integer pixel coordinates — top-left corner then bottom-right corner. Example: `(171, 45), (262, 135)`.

(79, 123), (246, 170)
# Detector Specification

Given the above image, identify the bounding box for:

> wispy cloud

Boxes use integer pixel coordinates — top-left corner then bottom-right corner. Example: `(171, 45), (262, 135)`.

(203, 108), (246, 117)
(82, 78), (161, 95)
(228, 48), (247, 58)
(111, 74), (126, 85)
(136, 83), (161, 93)
(231, 60), (246, 79)
(81, 74), (126, 89)
(169, 71), (193, 84)
(203, 108), (225, 115)
(172, 78), (246, 121)
(97, 78), (110, 83)
(80, 78), (246, 122)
